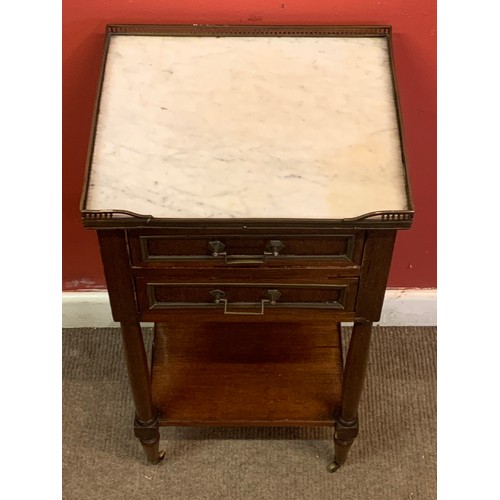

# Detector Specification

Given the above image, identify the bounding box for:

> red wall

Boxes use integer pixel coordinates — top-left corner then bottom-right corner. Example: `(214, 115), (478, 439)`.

(63, 0), (436, 290)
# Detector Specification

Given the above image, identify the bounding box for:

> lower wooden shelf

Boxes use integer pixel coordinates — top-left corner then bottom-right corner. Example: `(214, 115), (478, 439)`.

(151, 320), (343, 426)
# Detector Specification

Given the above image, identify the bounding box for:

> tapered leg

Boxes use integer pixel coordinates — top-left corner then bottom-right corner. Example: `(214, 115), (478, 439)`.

(121, 321), (164, 464)
(330, 320), (372, 472)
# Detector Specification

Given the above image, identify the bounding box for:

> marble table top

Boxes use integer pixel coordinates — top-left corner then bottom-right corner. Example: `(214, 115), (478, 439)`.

(84, 33), (410, 219)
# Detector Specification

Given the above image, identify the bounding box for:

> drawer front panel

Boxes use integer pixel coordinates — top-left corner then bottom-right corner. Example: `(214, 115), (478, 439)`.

(135, 278), (358, 313)
(128, 231), (364, 268)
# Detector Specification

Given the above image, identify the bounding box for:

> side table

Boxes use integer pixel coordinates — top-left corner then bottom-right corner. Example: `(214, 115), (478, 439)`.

(80, 24), (413, 472)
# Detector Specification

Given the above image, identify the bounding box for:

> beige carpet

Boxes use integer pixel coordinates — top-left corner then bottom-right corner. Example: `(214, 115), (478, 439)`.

(63, 326), (436, 500)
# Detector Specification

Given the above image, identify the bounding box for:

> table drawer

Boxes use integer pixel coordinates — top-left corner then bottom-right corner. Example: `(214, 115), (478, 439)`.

(128, 231), (364, 269)
(135, 278), (358, 313)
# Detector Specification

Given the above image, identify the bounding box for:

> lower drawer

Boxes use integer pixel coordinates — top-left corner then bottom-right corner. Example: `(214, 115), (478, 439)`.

(135, 278), (358, 314)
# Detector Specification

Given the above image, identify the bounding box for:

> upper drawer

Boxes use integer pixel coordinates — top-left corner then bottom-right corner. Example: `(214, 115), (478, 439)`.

(127, 230), (364, 269)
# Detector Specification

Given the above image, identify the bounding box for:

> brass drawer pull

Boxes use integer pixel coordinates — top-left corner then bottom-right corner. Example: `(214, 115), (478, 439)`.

(208, 240), (285, 263)
(224, 256), (266, 264)
(209, 289), (281, 315)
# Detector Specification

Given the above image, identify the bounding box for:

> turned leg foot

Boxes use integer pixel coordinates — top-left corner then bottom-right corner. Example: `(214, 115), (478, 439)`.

(328, 461), (341, 473)
(329, 416), (359, 473)
(330, 320), (371, 471)
(134, 416), (165, 464)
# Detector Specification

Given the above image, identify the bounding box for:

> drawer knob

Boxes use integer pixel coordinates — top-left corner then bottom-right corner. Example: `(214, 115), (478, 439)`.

(266, 289), (282, 305)
(208, 240), (226, 257)
(265, 240), (285, 257)
(209, 289), (226, 304)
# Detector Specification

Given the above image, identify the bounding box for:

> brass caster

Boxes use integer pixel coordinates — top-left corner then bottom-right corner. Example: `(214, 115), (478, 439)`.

(149, 450), (165, 465)
(328, 461), (341, 473)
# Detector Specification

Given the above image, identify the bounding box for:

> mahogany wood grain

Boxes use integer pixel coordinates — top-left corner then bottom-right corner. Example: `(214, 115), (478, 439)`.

(121, 321), (163, 463)
(355, 230), (397, 321)
(339, 321), (372, 423)
(97, 230), (138, 322)
(119, 322), (155, 421)
(98, 230), (164, 463)
(151, 321), (343, 426)
(96, 222), (398, 469)
(139, 308), (356, 323)
(149, 283), (350, 307)
(127, 229), (364, 269)
(134, 277), (358, 314)
(131, 266), (362, 280)
(333, 320), (373, 466)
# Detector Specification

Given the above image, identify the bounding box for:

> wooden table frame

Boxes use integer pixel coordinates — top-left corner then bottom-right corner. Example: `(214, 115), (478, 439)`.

(81, 24), (413, 472)
(95, 227), (397, 472)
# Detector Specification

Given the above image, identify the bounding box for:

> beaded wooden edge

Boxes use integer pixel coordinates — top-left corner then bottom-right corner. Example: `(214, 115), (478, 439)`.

(81, 210), (414, 229)
(106, 24), (392, 37)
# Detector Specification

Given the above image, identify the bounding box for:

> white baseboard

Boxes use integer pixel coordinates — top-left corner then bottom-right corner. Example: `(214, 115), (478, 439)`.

(62, 288), (436, 328)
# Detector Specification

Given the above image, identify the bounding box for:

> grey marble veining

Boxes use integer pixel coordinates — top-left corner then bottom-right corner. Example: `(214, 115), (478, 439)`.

(85, 35), (408, 219)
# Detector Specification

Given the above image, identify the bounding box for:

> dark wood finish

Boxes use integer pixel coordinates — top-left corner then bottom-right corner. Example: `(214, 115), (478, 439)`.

(140, 308), (356, 324)
(99, 231), (165, 462)
(97, 230), (137, 322)
(355, 230), (397, 322)
(134, 416), (164, 464)
(331, 417), (359, 472)
(82, 24), (414, 470)
(135, 277), (358, 313)
(127, 229), (364, 269)
(131, 266), (361, 280)
(120, 322), (155, 421)
(95, 223), (399, 470)
(106, 24), (392, 37)
(338, 321), (373, 423)
(149, 282), (352, 309)
(84, 215), (413, 230)
(151, 321), (343, 426)
(120, 322), (164, 463)
(332, 321), (373, 469)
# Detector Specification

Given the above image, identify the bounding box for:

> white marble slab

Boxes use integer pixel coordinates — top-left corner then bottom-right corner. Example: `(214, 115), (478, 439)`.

(85, 35), (409, 219)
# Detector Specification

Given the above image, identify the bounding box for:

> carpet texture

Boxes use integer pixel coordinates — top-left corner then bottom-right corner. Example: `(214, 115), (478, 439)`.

(63, 326), (436, 500)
